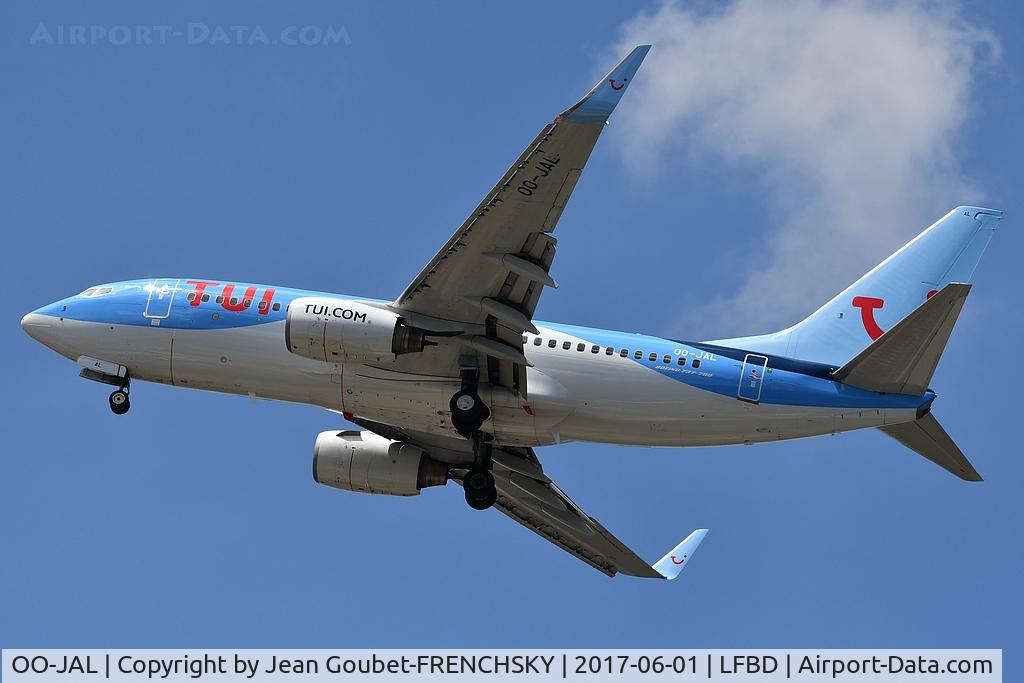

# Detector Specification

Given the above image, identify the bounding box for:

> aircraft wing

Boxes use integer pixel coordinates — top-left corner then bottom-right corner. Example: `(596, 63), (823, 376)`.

(346, 414), (707, 578)
(464, 447), (706, 579)
(391, 46), (650, 397)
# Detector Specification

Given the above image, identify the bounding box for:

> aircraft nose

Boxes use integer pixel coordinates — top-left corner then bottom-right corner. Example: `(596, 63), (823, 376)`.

(21, 310), (61, 346)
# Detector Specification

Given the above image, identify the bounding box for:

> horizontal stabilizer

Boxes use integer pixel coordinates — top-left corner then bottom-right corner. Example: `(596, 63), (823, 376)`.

(833, 283), (971, 395)
(879, 413), (982, 481)
(653, 529), (708, 580)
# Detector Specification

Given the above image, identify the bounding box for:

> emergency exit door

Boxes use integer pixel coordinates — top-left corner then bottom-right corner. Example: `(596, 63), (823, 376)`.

(737, 354), (768, 403)
(143, 279), (180, 320)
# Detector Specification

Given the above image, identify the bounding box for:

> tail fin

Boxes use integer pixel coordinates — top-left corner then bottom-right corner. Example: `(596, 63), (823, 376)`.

(833, 283), (970, 395)
(709, 207), (1001, 366)
(879, 413), (982, 481)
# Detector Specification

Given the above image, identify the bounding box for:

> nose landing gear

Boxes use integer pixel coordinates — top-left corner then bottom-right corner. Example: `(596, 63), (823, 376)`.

(108, 387), (130, 415)
(79, 363), (132, 415)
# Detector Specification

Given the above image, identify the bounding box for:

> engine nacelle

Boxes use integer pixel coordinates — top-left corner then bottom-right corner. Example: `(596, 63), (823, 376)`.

(312, 430), (448, 496)
(285, 297), (427, 363)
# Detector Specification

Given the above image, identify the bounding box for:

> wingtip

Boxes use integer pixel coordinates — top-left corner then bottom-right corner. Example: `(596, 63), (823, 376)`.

(559, 45), (651, 124)
(652, 528), (708, 580)
(961, 469), (984, 482)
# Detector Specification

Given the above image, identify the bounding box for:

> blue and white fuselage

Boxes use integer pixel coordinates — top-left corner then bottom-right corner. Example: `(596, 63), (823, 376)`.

(22, 278), (928, 450)
(18, 45), (998, 578)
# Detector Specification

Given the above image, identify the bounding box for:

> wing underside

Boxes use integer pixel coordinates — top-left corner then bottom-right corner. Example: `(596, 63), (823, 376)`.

(388, 45), (652, 398)
(482, 449), (663, 578)
(347, 413), (702, 578)
(338, 48), (711, 579)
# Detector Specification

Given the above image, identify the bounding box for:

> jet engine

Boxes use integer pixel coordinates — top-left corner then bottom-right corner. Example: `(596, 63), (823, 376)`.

(285, 296), (427, 363)
(312, 430), (448, 496)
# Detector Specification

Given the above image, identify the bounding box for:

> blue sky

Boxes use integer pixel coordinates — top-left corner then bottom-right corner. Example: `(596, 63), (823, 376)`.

(2, 0), (1021, 661)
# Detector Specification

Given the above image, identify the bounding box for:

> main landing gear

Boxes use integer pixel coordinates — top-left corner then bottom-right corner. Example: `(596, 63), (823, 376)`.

(450, 390), (488, 436)
(450, 364), (491, 438)
(463, 433), (497, 510)
(452, 360), (497, 510)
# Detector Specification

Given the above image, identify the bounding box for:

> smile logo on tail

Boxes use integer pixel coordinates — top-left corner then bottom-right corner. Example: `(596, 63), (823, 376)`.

(853, 291), (941, 340)
(671, 554), (687, 565)
(852, 296), (886, 340)
(609, 78), (627, 91)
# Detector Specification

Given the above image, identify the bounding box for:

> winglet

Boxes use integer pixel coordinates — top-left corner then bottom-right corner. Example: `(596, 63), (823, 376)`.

(559, 45), (651, 124)
(652, 529), (708, 580)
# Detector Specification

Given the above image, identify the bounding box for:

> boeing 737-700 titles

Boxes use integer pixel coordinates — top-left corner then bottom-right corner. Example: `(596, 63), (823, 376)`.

(21, 46), (1000, 578)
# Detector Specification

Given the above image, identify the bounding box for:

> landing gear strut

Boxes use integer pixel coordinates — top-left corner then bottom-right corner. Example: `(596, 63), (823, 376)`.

(463, 432), (497, 510)
(78, 363), (133, 415)
(452, 358), (497, 510)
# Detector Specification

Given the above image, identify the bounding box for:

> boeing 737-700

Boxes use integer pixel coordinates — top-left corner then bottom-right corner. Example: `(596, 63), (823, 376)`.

(20, 46), (1000, 578)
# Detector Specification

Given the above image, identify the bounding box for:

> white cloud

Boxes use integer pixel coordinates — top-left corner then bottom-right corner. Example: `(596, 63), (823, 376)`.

(613, 0), (999, 336)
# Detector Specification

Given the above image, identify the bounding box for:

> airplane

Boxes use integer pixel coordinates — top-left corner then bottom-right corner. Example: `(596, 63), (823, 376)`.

(20, 45), (1001, 579)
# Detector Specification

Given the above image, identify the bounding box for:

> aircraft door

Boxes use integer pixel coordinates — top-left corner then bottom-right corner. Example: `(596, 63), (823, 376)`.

(737, 354), (768, 403)
(143, 279), (180, 320)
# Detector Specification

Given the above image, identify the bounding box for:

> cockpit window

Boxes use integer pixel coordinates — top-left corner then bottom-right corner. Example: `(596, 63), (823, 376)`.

(79, 286), (113, 297)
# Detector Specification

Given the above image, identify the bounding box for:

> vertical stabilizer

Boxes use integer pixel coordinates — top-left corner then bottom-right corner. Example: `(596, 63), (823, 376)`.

(709, 207), (1000, 366)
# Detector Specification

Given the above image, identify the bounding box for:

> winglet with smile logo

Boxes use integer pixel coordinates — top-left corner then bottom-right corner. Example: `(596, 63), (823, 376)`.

(559, 44), (651, 124)
(652, 528), (708, 580)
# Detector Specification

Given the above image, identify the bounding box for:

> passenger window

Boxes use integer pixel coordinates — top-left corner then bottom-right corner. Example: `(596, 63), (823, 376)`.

(591, 345), (600, 354)
(562, 341), (571, 350)
(577, 343), (585, 352)
(548, 339), (557, 348)
(522, 335), (528, 344)
(243, 298), (252, 308)
(259, 301), (268, 311)
(229, 297), (238, 306)
(620, 349), (629, 357)
(634, 350), (643, 359)
(216, 296), (224, 304)
(201, 294), (210, 302)
(692, 359), (701, 368)
(534, 337), (542, 346)
(187, 292), (196, 301)
(648, 352), (657, 361)
(664, 355), (672, 363)
(272, 302), (281, 311)
(605, 347), (614, 356)
(677, 357), (686, 365)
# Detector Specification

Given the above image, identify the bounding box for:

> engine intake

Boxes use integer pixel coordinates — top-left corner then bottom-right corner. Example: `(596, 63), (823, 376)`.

(312, 430), (448, 496)
(285, 297), (427, 363)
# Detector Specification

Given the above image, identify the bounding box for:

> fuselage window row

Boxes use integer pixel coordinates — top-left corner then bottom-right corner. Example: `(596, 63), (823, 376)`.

(526, 336), (701, 367)
(185, 291), (280, 311)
